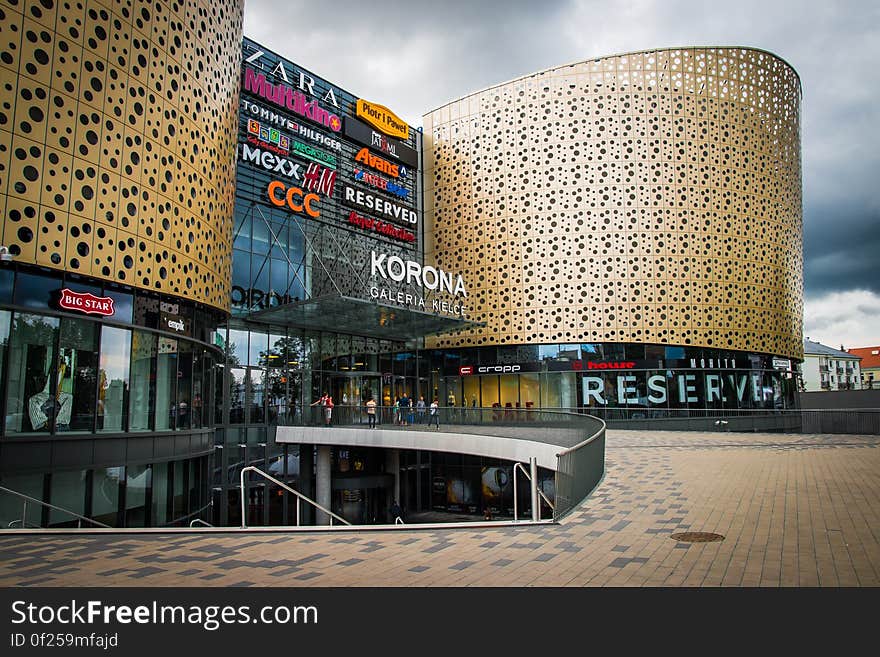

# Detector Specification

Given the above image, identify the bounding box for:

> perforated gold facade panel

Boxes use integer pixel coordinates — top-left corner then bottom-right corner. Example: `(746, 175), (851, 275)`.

(0, 0), (242, 311)
(425, 47), (803, 359)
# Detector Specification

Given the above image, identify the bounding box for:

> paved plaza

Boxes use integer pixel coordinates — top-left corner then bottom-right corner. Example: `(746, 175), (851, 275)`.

(1, 429), (878, 587)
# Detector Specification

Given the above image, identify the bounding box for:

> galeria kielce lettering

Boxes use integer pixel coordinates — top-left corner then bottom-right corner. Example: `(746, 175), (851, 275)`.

(244, 68), (341, 132)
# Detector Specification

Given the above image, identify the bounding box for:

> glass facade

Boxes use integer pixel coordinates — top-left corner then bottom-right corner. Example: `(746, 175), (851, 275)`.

(0, 268), (221, 437)
(0, 265), (221, 528)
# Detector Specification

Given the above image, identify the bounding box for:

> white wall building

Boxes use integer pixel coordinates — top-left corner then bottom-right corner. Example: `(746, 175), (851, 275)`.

(801, 339), (862, 392)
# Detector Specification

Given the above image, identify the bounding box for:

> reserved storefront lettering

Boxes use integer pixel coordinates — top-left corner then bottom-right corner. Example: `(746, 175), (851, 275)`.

(582, 372), (769, 405)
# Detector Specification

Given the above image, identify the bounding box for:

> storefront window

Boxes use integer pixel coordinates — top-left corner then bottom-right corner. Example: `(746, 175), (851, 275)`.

(5, 313), (60, 434)
(98, 327), (131, 432)
(0, 473), (44, 527)
(0, 310), (10, 433)
(176, 341), (194, 430)
(151, 462), (170, 527)
(13, 271), (58, 309)
(58, 317), (98, 433)
(247, 368), (266, 424)
(499, 374), (518, 408)
(125, 464), (151, 527)
(91, 467), (122, 526)
(229, 368), (246, 424)
(462, 376), (480, 408)
(481, 375), (499, 407)
(520, 373), (540, 409)
(129, 331), (157, 431)
(155, 338), (178, 430)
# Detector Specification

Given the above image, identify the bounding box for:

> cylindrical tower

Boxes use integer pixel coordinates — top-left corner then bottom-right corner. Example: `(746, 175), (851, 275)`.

(0, 0), (242, 529)
(0, 0), (240, 311)
(424, 47), (802, 360)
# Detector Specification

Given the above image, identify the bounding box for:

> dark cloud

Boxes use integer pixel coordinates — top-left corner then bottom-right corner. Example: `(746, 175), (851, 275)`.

(244, 0), (880, 304)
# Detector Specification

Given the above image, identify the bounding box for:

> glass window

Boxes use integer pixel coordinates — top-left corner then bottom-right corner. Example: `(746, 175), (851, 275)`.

(98, 327), (130, 432)
(5, 313), (60, 433)
(0, 310), (9, 434)
(151, 462), (170, 527)
(91, 467), (122, 526)
(0, 268), (13, 303)
(172, 460), (187, 522)
(249, 331), (268, 366)
(125, 464), (151, 527)
(129, 330), (157, 431)
(481, 375), (499, 407)
(104, 290), (133, 323)
(155, 337), (178, 430)
(247, 368), (266, 424)
(499, 374), (518, 408)
(58, 317), (99, 433)
(49, 470), (89, 527)
(520, 373), (540, 409)
(229, 368), (246, 424)
(192, 350), (204, 429)
(227, 329), (248, 367)
(176, 341), (193, 430)
(13, 271), (58, 309)
(0, 473), (45, 527)
(463, 376), (480, 408)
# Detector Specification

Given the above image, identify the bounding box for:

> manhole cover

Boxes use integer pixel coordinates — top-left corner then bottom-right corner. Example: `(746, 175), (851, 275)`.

(670, 532), (724, 543)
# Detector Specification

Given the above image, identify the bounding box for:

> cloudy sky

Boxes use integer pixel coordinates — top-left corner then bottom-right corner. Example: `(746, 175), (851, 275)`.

(244, 0), (880, 349)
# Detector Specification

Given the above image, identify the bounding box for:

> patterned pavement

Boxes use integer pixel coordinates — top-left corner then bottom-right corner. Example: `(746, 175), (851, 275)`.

(0, 429), (878, 587)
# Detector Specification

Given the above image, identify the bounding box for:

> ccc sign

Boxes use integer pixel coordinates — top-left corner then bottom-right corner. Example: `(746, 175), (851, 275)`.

(267, 181), (320, 218)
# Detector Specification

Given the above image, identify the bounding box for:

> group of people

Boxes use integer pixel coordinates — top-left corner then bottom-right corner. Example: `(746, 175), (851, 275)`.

(311, 391), (444, 429)
(368, 394), (441, 429)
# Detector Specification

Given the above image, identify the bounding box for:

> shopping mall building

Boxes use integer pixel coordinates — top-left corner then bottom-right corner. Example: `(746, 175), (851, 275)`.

(0, 0), (802, 527)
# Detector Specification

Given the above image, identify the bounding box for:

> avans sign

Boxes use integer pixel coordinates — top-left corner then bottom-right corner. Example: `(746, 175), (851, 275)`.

(354, 147), (400, 178)
(355, 99), (408, 140)
(244, 69), (341, 133)
(58, 289), (115, 316)
(371, 252), (467, 297)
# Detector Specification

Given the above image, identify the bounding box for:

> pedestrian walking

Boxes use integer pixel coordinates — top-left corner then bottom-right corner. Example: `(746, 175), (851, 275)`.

(416, 395), (426, 424)
(429, 398), (440, 429)
(310, 392), (334, 426)
(399, 392), (411, 426)
(365, 396), (377, 428)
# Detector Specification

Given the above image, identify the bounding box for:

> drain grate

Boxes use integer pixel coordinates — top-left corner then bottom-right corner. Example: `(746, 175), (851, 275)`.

(670, 532), (724, 543)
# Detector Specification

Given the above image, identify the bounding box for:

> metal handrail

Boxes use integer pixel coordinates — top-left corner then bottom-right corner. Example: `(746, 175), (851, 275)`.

(512, 460), (554, 522)
(0, 484), (110, 529)
(239, 466), (351, 528)
(190, 518), (213, 528)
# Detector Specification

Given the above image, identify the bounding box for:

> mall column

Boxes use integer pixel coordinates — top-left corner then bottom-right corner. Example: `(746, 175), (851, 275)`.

(299, 444), (314, 525)
(316, 445), (332, 525)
